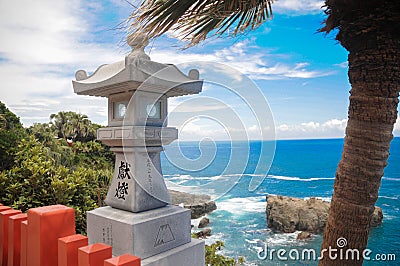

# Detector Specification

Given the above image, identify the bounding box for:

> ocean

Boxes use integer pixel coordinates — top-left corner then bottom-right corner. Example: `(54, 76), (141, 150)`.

(161, 138), (400, 265)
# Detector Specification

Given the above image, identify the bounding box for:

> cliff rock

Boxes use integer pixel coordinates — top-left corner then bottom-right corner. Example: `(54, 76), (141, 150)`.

(198, 217), (210, 228)
(195, 228), (211, 239)
(266, 195), (383, 233)
(169, 190), (217, 219)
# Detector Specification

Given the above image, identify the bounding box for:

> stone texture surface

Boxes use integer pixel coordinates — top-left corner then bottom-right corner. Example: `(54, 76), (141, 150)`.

(169, 190), (211, 205)
(105, 148), (170, 213)
(87, 205), (191, 259)
(266, 195), (383, 233)
(194, 229), (211, 239)
(370, 206), (384, 227)
(297, 231), (312, 240)
(141, 239), (204, 266)
(170, 190), (217, 219)
(198, 217), (210, 228)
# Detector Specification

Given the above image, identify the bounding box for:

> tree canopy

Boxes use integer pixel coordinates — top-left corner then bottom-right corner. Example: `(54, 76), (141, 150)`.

(0, 101), (27, 171)
(0, 103), (113, 233)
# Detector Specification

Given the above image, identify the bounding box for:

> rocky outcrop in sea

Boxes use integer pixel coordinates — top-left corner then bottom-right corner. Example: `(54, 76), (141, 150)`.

(266, 195), (383, 233)
(169, 190), (217, 219)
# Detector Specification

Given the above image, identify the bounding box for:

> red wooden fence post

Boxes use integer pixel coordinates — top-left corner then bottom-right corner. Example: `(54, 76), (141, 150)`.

(78, 243), (112, 266)
(20, 221), (28, 266)
(27, 205), (75, 266)
(0, 209), (22, 266)
(8, 213), (27, 266)
(104, 254), (141, 266)
(58, 234), (88, 266)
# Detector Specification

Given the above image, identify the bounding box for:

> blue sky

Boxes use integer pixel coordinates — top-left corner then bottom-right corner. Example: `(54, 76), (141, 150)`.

(0, 0), (399, 140)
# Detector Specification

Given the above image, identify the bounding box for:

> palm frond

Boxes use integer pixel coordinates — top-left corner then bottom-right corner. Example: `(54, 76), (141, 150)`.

(128, 0), (274, 47)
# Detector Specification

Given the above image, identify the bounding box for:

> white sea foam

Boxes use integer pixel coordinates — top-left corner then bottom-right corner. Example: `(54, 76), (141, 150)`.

(245, 238), (264, 244)
(265, 231), (301, 246)
(203, 232), (225, 246)
(165, 173), (335, 184)
(244, 228), (271, 234)
(379, 195), (399, 200)
(165, 181), (218, 198)
(268, 175), (335, 182)
(383, 215), (397, 221)
(217, 196), (266, 216)
(382, 177), (400, 181)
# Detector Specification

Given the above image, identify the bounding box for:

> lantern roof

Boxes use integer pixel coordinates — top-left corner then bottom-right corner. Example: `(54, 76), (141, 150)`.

(72, 35), (202, 98)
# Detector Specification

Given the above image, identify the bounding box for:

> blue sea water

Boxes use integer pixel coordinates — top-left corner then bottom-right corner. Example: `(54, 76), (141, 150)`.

(161, 138), (400, 265)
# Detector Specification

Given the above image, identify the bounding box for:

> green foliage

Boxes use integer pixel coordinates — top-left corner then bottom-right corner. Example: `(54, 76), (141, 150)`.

(129, 0), (273, 47)
(71, 140), (115, 170)
(0, 101), (28, 170)
(193, 228), (245, 265)
(27, 122), (55, 144)
(49, 111), (96, 142)
(0, 107), (114, 234)
(0, 136), (110, 234)
(205, 241), (237, 266)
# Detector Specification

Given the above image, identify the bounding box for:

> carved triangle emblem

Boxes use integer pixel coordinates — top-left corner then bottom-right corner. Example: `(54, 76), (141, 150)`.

(154, 224), (175, 247)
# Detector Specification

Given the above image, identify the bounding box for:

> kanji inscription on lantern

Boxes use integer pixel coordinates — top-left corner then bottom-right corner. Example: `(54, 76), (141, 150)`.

(118, 161), (131, 179)
(115, 181), (128, 200)
(146, 157), (154, 194)
(102, 224), (113, 246)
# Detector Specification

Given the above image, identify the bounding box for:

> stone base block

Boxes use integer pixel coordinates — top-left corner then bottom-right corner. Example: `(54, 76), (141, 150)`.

(142, 239), (205, 266)
(87, 205), (191, 259)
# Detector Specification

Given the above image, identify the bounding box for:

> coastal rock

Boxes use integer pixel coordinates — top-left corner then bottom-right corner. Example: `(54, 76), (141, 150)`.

(198, 217), (210, 228)
(195, 228), (211, 239)
(266, 196), (329, 233)
(266, 195), (383, 233)
(188, 201), (217, 219)
(297, 231), (312, 240)
(169, 190), (217, 219)
(370, 206), (383, 227)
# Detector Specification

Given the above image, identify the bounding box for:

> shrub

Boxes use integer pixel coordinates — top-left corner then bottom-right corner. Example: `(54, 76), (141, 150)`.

(0, 136), (111, 234)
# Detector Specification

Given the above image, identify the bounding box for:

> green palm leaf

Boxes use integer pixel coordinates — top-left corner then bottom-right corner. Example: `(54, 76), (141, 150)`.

(128, 0), (274, 46)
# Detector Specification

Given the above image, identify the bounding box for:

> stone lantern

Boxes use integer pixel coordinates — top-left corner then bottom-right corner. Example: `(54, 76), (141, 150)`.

(72, 37), (205, 264)
(73, 37), (202, 213)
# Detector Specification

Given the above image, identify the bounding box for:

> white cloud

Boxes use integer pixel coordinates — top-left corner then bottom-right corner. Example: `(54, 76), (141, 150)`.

(0, 0), (126, 126)
(322, 118), (347, 131)
(276, 117), (400, 139)
(176, 121), (272, 141)
(273, 0), (324, 14)
(277, 118), (347, 139)
(149, 40), (333, 81)
(335, 62), (348, 69)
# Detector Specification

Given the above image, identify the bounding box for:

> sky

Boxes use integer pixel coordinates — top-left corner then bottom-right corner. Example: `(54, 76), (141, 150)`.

(0, 0), (399, 141)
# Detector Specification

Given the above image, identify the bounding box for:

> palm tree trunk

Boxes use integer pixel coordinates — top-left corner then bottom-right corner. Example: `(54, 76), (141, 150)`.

(319, 35), (400, 265)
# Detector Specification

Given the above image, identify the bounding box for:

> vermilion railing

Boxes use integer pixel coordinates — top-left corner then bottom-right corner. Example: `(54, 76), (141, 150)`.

(0, 203), (141, 266)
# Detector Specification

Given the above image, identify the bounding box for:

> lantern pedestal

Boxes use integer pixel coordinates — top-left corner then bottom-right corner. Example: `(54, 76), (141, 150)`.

(87, 206), (197, 260)
(141, 239), (205, 266)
